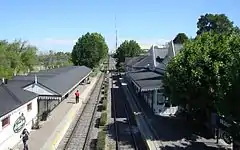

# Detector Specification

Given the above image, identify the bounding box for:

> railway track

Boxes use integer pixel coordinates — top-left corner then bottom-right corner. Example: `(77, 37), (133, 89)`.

(112, 72), (144, 150)
(60, 73), (104, 150)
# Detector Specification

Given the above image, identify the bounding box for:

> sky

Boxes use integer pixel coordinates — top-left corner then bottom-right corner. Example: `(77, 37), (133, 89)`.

(0, 0), (240, 52)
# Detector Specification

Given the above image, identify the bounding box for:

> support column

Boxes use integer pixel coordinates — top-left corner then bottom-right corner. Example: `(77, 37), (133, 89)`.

(153, 89), (157, 114)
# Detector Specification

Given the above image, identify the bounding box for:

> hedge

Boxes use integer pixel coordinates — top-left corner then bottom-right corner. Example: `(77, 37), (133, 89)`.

(102, 99), (107, 110)
(96, 130), (106, 150)
(99, 112), (107, 126)
(104, 92), (108, 98)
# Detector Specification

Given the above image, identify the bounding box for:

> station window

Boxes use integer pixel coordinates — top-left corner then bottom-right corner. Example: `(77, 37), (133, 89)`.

(1, 116), (10, 128)
(27, 103), (32, 111)
(157, 93), (165, 105)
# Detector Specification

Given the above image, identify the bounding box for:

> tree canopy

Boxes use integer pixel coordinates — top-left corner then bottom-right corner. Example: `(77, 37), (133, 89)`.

(38, 51), (72, 69)
(71, 32), (108, 68)
(173, 33), (188, 44)
(164, 13), (240, 122)
(196, 13), (238, 35)
(164, 31), (240, 120)
(0, 40), (38, 79)
(115, 40), (143, 68)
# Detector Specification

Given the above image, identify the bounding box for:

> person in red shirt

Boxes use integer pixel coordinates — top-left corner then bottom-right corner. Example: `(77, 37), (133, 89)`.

(75, 90), (80, 103)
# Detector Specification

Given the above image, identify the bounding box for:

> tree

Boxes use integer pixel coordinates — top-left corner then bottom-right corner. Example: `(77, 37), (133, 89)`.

(115, 40), (143, 67)
(221, 34), (240, 120)
(0, 40), (38, 78)
(173, 33), (188, 44)
(71, 32), (108, 68)
(197, 13), (238, 35)
(21, 45), (38, 71)
(164, 32), (240, 120)
(38, 51), (73, 69)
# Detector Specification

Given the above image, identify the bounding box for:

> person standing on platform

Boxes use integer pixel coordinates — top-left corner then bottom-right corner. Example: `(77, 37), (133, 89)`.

(20, 128), (29, 150)
(75, 90), (80, 103)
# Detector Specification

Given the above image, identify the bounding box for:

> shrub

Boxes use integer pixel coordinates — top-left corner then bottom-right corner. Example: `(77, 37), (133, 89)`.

(99, 97), (104, 104)
(104, 85), (108, 90)
(102, 99), (107, 110)
(101, 90), (105, 95)
(96, 130), (106, 150)
(99, 112), (107, 126)
(104, 91), (108, 97)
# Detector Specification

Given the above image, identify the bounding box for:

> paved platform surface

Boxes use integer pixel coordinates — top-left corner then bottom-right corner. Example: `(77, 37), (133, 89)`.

(13, 74), (99, 150)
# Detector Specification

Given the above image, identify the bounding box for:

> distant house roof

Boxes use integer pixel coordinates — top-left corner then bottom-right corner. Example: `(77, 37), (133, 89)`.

(125, 56), (146, 67)
(173, 44), (184, 54)
(13, 66), (92, 96)
(0, 80), (37, 118)
(153, 46), (169, 58)
(155, 43), (183, 74)
(128, 70), (163, 91)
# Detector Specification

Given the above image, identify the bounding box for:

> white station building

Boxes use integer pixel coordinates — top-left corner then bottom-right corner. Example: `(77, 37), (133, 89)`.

(0, 66), (91, 149)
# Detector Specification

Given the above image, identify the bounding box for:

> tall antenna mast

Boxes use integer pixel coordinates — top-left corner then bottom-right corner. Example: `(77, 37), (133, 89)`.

(115, 15), (118, 51)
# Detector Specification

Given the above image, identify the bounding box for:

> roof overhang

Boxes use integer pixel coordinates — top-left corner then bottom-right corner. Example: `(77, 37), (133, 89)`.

(38, 95), (62, 101)
(129, 75), (163, 92)
(127, 71), (163, 92)
(61, 70), (92, 97)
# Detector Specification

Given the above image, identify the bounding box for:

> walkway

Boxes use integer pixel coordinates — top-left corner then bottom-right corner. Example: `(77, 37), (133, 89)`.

(13, 74), (100, 150)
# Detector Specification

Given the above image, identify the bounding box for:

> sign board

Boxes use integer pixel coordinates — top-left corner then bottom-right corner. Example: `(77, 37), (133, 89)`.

(13, 113), (26, 133)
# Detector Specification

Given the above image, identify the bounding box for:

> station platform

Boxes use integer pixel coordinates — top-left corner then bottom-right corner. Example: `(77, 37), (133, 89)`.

(13, 74), (100, 150)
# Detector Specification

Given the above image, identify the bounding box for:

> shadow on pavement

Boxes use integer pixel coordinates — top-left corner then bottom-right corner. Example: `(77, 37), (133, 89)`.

(106, 121), (141, 148)
(111, 75), (125, 118)
(126, 83), (229, 150)
(107, 73), (148, 149)
(161, 142), (227, 150)
(97, 105), (103, 112)
(67, 101), (75, 104)
(95, 118), (100, 128)
(89, 139), (97, 150)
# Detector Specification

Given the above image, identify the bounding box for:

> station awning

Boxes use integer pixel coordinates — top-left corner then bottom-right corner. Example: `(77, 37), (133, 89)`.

(128, 70), (164, 92)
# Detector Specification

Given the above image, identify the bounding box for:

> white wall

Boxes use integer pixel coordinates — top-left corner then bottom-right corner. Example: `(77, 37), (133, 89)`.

(0, 97), (38, 150)
(24, 84), (55, 95)
(152, 91), (179, 117)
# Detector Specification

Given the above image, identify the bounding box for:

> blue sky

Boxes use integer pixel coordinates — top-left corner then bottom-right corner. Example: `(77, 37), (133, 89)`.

(0, 0), (239, 52)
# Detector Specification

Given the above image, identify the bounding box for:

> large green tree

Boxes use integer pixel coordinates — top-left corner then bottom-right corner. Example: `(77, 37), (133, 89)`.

(197, 13), (238, 35)
(173, 33), (188, 44)
(115, 40), (143, 68)
(164, 31), (240, 120)
(71, 32), (108, 68)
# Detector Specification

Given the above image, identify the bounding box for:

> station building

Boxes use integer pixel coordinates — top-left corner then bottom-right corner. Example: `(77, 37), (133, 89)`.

(0, 66), (91, 150)
(125, 41), (183, 116)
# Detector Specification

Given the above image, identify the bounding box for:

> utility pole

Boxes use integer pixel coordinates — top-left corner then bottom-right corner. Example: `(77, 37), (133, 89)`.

(115, 14), (118, 52)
